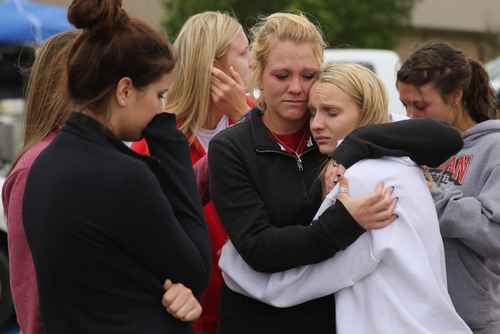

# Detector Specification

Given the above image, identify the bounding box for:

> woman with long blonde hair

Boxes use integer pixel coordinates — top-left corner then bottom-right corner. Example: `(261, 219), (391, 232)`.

(2, 30), (78, 334)
(131, 11), (252, 334)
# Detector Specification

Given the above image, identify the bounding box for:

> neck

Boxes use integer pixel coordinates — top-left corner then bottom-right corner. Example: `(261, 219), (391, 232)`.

(203, 109), (224, 130)
(81, 109), (117, 136)
(452, 108), (476, 133)
(262, 109), (307, 135)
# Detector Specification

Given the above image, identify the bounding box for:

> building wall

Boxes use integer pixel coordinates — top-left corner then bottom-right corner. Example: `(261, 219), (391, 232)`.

(397, 29), (500, 63)
(399, 0), (500, 62)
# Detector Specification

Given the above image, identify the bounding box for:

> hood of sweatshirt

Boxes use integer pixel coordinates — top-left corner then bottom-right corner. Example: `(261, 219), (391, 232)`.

(463, 120), (500, 147)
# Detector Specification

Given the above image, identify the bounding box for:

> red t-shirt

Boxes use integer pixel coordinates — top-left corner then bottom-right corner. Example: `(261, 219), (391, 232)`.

(269, 126), (310, 155)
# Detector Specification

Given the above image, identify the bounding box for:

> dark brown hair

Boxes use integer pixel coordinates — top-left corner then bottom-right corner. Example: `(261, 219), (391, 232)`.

(397, 42), (499, 123)
(67, 0), (175, 112)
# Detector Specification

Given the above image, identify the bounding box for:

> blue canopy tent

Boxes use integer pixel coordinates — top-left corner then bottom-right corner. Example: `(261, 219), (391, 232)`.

(0, 0), (73, 45)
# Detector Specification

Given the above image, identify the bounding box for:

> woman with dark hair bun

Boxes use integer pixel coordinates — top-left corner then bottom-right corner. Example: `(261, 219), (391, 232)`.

(21, 0), (211, 333)
(397, 42), (500, 334)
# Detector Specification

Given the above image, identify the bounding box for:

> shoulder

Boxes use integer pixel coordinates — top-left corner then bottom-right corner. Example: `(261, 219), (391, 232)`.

(347, 157), (416, 178)
(213, 117), (251, 144)
(210, 112), (257, 154)
(345, 158), (421, 195)
(13, 133), (57, 173)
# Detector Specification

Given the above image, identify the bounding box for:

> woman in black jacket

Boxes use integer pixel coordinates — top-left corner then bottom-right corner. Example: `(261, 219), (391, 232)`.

(209, 13), (463, 334)
(21, 0), (210, 333)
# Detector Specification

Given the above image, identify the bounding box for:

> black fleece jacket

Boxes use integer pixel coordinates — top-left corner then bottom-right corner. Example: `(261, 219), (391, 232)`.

(208, 108), (462, 334)
(23, 112), (210, 334)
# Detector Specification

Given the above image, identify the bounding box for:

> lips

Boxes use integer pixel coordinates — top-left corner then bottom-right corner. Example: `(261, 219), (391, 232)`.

(313, 136), (332, 145)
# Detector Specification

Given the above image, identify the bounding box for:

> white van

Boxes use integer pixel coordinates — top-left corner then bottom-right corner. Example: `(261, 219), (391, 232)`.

(323, 49), (406, 118)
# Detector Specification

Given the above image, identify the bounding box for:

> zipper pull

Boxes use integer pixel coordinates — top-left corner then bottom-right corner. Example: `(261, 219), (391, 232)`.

(296, 154), (303, 172)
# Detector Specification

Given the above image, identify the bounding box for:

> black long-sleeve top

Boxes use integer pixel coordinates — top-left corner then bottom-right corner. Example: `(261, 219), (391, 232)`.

(208, 109), (462, 334)
(23, 112), (210, 334)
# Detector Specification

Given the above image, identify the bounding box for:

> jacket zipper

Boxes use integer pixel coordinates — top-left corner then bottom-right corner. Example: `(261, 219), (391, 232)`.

(256, 147), (316, 172)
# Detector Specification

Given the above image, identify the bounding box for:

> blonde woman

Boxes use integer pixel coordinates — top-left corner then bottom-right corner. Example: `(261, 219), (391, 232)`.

(2, 31), (78, 334)
(208, 13), (463, 333)
(218, 64), (472, 333)
(132, 11), (252, 334)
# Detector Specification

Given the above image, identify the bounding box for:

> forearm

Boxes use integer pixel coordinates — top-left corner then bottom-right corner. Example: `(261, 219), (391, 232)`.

(220, 232), (378, 307)
(333, 118), (463, 168)
(143, 113), (210, 268)
(144, 113), (210, 278)
(209, 137), (363, 273)
(216, 199), (364, 273)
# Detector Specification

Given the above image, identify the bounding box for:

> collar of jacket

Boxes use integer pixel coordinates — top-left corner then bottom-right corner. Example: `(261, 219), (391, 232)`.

(248, 107), (317, 154)
(63, 112), (151, 162)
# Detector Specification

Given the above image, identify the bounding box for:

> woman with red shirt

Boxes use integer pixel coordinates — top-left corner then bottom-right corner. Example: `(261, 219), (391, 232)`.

(132, 11), (251, 334)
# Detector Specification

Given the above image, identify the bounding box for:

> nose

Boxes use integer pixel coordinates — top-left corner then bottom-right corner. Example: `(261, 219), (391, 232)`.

(310, 111), (324, 132)
(288, 76), (302, 95)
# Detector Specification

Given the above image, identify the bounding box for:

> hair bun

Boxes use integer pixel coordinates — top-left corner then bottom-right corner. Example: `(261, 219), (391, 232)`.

(68, 0), (127, 32)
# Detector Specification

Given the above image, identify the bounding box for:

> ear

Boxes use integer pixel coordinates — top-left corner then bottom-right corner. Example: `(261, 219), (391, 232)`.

(115, 77), (134, 107)
(448, 89), (464, 107)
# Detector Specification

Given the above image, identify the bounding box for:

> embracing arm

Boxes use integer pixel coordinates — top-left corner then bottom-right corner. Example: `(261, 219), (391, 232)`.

(432, 165), (500, 260)
(219, 169), (396, 307)
(208, 136), (364, 273)
(333, 118), (463, 168)
(220, 228), (379, 307)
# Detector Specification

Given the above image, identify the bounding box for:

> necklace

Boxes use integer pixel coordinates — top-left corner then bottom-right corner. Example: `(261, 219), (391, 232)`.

(267, 127), (309, 171)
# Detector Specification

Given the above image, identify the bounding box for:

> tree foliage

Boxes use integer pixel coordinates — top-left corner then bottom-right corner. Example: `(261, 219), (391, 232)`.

(162, 0), (417, 49)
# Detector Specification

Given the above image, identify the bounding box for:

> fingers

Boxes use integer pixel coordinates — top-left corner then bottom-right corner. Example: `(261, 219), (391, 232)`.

(174, 296), (202, 321)
(367, 187), (395, 214)
(164, 279), (173, 290)
(211, 82), (224, 103)
(337, 176), (349, 195)
(184, 305), (203, 322)
(365, 213), (397, 230)
(229, 66), (245, 87)
(212, 67), (239, 89)
(162, 280), (202, 322)
(164, 286), (191, 314)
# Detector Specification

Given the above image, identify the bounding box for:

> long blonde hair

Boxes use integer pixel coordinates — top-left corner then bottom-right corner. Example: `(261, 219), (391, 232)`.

(168, 11), (241, 139)
(10, 30), (78, 173)
(317, 63), (390, 126)
(249, 12), (326, 108)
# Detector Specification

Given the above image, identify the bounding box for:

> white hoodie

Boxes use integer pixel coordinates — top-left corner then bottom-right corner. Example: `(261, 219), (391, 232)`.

(219, 157), (471, 333)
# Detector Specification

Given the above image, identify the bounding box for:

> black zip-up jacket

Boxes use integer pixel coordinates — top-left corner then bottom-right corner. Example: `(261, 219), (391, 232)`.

(23, 112), (210, 334)
(208, 108), (462, 334)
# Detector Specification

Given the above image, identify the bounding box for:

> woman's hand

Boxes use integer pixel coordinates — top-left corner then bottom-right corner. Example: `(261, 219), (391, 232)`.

(321, 160), (345, 198)
(162, 279), (202, 322)
(337, 177), (397, 230)
(211, 66), (248, 121)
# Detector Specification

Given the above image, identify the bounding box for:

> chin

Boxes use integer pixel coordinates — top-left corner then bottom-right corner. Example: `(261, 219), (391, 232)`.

(284, 109), (308, 121)
(318, 145), (336, 156)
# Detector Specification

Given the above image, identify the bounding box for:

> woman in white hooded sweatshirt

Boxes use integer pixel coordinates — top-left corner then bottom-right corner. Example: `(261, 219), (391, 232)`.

(219, 63), (472, 334)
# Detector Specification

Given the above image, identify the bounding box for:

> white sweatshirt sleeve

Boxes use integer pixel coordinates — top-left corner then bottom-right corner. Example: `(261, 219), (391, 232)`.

(219, 180), (384, 308)
(220, 232), (381, 307)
